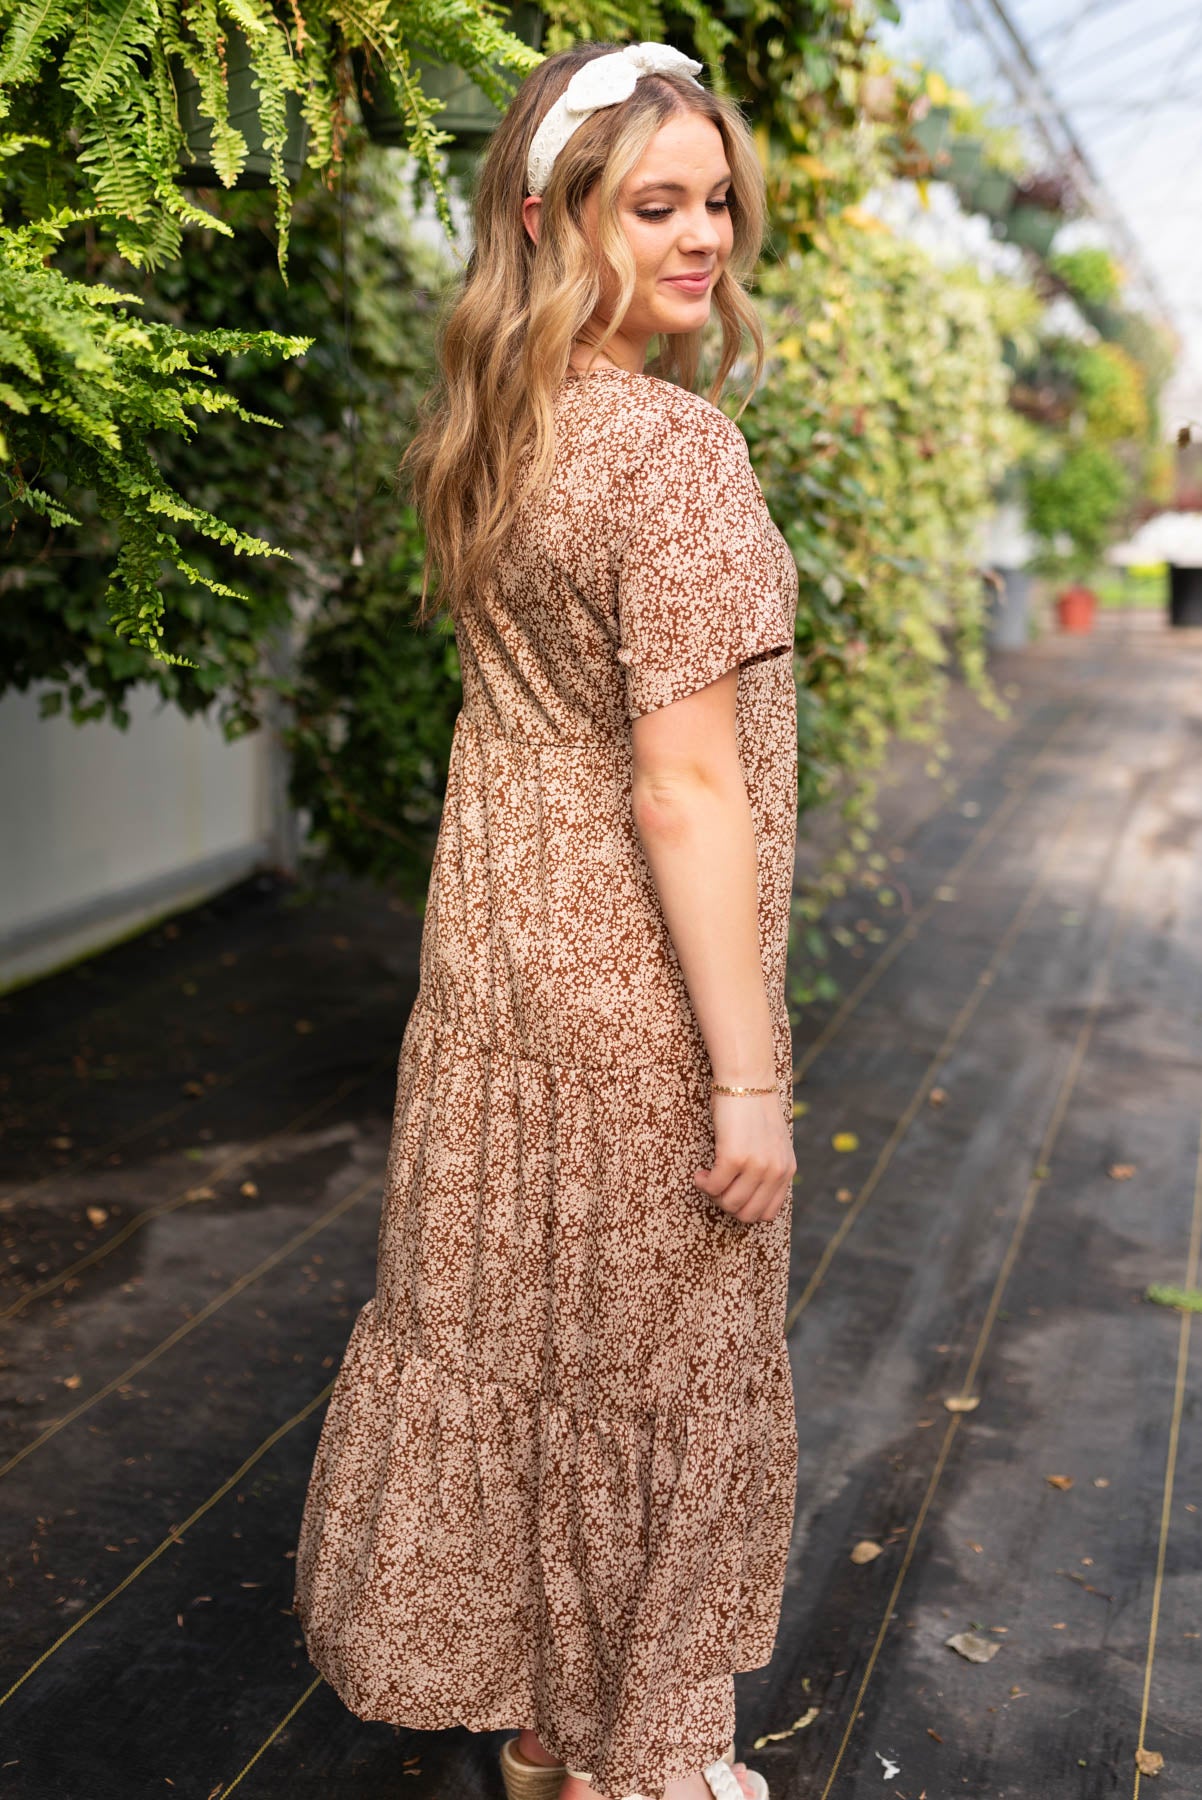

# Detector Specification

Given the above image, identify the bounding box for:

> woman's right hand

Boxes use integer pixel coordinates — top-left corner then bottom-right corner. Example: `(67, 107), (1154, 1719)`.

(693, 1092), (796, 1223)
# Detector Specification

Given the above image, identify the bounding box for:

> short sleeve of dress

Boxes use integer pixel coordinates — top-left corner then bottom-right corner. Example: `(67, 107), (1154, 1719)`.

(615, 402), (795, 720)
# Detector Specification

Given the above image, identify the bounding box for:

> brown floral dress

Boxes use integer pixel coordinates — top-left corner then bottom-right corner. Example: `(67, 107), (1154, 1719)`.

(294, 363), (801, 1800)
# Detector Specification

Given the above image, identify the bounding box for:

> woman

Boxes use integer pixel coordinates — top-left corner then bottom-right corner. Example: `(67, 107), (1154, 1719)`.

(294, 37), (800, 1800)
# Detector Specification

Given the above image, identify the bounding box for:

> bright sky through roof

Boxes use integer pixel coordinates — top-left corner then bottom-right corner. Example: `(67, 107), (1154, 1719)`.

(876, 0), (1202, 435)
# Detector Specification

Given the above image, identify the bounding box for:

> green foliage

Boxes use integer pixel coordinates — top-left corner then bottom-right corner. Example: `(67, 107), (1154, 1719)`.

(1048, 246), (1120, 307)
(0, 0), (548, 270)
(1025, 441), (1130, 580)
(0, 195), (310, 668)
(1073, 340), (1148, 443)
(0, 144), (448, 742)
(740, 220), (1014, 1000)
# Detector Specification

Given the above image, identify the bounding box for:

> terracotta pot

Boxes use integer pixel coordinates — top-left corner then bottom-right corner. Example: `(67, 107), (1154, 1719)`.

(1055, 585), (1097, 633)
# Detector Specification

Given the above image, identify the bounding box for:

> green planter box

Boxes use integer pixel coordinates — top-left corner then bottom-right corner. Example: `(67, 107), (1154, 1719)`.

(360, 4), (545, 146)
(173, 26), (310, 189)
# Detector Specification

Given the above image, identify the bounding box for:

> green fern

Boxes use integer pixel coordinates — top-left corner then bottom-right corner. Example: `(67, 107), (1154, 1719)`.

(1, 200), (311, 663)
(60, 0), (159, 109)
(0, 0), (75, 85)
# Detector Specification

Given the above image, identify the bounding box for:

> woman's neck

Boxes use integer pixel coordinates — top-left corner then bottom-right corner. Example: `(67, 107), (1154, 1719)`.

(569, 329), (647, 376)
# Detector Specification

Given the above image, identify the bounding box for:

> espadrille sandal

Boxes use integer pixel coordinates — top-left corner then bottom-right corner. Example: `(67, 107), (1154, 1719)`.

(562, 1741), (764, 1800)
(499, 1735), (570, 1800)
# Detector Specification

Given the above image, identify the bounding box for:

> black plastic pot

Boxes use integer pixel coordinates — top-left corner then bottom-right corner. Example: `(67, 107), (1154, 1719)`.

(358, 4), (544, 147)
(1169, 564), (1202, 626)
(173, 26), (309, 189)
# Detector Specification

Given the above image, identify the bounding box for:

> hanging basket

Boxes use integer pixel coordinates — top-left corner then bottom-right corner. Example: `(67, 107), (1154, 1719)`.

(173, 26), (309, 189)
(359, 4), (544, 147)
(960, 165), (1014, 219)
(905, 101), (953, 173)
(1001, 204), (1060, 259)
(944, 133), (985, 185)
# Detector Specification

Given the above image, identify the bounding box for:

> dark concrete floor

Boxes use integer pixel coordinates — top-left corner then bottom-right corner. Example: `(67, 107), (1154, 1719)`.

(2, 610), (1200, 1800)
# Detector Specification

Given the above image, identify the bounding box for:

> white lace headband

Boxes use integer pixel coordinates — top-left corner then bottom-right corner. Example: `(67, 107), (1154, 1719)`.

(526, 41), (705, 197)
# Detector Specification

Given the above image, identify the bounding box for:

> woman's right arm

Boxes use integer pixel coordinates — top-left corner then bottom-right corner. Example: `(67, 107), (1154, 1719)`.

(631, 663), (795, 1225)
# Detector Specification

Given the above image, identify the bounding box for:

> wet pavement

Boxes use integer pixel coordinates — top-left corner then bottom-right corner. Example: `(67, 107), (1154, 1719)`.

(2, 609), (1200, 1800)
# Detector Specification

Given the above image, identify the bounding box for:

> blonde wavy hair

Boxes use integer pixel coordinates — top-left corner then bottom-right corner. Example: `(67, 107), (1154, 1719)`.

(399, 41), (768, 625)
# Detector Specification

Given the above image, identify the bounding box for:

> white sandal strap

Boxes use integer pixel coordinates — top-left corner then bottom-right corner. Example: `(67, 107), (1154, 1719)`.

(703, 1760), (745, 1800)
(705, 1761), (768, 1800)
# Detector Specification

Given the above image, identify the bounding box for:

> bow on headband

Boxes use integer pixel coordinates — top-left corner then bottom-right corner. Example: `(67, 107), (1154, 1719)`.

(526, 42), (705, 196)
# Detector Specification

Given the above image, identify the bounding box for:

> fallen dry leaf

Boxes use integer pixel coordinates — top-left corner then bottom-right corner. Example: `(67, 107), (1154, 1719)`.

(1135, 1747), (1164, 1776)
(944, 1395), (980, 1413)
(945, 1630), (1000, 1664)
(850, 1540), (882, 1564)
(751, 1709), (820, 1749)
(85, 1206), (108, 1229)
(1046, 1474), (1074, 1490)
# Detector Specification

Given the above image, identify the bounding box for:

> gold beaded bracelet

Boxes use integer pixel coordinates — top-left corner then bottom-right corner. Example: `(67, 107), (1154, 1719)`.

(710, 1081), (776, 1096)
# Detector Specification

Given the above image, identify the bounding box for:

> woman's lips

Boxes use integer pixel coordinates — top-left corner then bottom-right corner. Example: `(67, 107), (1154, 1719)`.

(661, 272), (712, 292)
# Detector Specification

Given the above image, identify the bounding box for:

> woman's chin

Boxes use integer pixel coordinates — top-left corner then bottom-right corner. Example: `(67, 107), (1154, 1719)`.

(653, 297), (712, 334)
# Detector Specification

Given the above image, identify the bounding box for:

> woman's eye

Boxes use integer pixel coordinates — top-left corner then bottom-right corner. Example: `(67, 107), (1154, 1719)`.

(634, 199), (731, 221)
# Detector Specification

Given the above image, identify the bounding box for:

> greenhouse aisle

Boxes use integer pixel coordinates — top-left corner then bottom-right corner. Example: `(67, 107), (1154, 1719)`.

(1, 608), (1199, 1800)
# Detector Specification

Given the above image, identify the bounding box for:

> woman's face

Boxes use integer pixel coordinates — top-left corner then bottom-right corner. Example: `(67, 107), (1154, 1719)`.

(523, 109), (735, 371)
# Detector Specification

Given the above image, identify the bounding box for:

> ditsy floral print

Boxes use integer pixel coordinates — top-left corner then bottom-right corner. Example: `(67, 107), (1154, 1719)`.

(294, 364), (801, 1800)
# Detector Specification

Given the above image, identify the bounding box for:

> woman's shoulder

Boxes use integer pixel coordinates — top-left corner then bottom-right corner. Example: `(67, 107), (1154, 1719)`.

(608, 372), (753, 477)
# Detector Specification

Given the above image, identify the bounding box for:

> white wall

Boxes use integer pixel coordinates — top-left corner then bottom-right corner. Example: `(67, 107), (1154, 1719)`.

(0, 679), (281, 991)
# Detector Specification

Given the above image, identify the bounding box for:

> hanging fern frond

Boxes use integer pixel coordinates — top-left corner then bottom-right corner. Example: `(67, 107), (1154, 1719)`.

(1, 207), (312, 663)
(0, 0), (75, 86)
(59, 0), (159, 110)
(76, 89), (158, 220)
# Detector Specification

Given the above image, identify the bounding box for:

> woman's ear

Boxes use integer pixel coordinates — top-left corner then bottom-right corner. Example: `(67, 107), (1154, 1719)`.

(522, 194), (542, 245)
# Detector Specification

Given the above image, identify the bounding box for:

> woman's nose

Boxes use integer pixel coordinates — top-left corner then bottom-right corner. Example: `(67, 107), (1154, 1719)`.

(677, 208), (722, 252)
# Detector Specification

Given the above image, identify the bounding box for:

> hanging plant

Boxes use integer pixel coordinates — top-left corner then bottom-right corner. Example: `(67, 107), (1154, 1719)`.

(999, 203), (1060, 259)
(1012, 168), (1076, 215)
(172, 23), (311, 191)
(0, 0), (548, 271)
(957, 162), (1013, 218)
(357, 4), (545, 148)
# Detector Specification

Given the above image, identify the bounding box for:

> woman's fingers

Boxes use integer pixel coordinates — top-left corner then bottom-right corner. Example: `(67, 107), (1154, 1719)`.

(694, 1154), (793, 1221)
